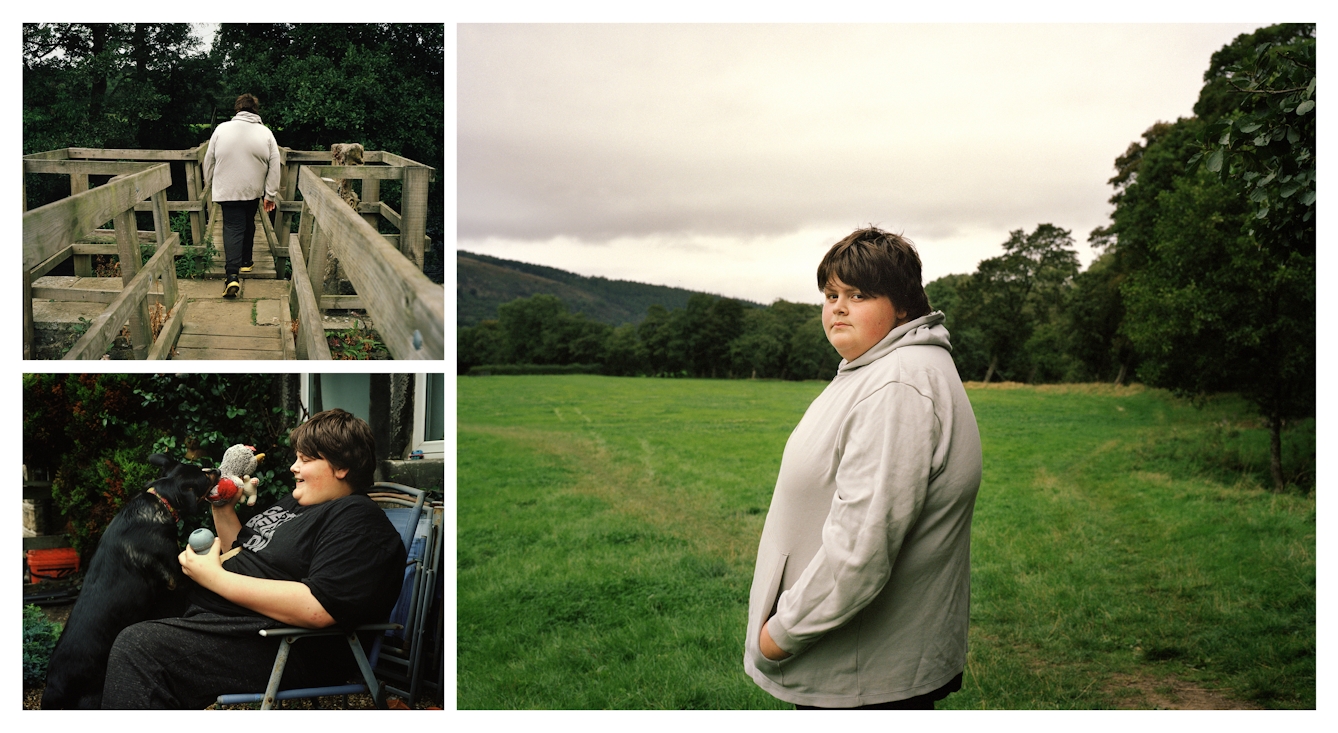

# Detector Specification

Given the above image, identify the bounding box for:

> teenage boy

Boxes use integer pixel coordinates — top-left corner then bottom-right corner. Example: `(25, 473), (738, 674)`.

(101, 409), (406, 709)
(744, 227), (983, 709)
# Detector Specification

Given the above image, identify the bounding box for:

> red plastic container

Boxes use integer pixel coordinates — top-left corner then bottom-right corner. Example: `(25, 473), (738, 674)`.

(27, 547), (80, 583)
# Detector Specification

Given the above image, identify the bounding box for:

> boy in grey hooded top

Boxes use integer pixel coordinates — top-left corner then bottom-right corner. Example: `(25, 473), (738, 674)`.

(745, 228), (982, 708)
(202, 93), (281, 293)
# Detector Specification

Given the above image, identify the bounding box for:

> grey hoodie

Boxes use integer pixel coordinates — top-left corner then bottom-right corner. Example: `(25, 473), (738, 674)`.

(744, 311), (982, 707)
(202, 111), (281, 203)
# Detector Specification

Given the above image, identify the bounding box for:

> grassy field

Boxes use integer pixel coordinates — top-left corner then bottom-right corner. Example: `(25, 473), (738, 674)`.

(457, 375), (1315, 709)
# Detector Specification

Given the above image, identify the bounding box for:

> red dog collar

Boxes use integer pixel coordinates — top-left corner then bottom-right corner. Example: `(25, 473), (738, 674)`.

(146, 487), (182, 527)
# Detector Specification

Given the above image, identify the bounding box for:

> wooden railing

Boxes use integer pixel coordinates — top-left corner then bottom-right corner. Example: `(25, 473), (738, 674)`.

(292, 166), (443, 360)
(22, 162), (185, 360)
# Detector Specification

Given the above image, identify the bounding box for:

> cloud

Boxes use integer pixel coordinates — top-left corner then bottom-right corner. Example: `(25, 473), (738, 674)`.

(458, 23), (1264, 301)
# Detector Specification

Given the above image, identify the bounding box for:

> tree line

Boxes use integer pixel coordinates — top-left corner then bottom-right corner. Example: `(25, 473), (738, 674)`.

(458, 293), (842, 381)
(459, 25), (1314, 489)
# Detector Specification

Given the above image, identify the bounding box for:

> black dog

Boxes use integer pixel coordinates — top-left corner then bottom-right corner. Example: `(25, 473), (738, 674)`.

(41, 453), (218, 710)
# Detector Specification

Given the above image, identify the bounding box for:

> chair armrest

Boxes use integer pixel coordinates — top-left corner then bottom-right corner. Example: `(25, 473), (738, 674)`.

(259, 623), (401, 638)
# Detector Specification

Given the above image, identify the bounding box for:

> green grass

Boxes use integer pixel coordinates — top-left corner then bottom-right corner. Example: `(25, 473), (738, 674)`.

(457, 376), (1315, 709)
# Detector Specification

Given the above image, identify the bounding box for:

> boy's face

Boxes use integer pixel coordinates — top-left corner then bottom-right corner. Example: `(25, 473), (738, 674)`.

(821, 277), (907, 362)
(290, 452), (353, 506)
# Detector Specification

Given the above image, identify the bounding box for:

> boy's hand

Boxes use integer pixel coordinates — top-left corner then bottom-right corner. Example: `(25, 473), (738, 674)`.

(179, 537), (223, 587)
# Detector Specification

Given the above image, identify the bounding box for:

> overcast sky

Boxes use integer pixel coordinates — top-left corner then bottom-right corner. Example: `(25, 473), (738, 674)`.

(458, 23), (1268, 306)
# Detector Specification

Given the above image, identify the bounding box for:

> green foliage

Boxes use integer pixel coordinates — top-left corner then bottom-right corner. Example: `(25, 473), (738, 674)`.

(1093, 23), (1315, 490)
(23, 374), (165, 555)
(459, 376), (1314, 708)
(328, 322), (388, 360)
(134, 375), (300, 507)
(1189, 28), (1315, 247)
(23, 605), (62, 689)
(22, 375), (302, 555)
(954, 224), (1080, 382)
(167, 212), (217, 278)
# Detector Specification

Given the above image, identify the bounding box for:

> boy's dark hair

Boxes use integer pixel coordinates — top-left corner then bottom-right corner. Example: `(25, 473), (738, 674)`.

(290, 409), (377, 491)
(234, 93), (261, 114)
(817, 227), (931, 320)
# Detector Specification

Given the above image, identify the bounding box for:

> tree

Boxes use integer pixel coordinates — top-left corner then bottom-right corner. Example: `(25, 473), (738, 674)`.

(1113, 25), (1316, 491)
(956, 224), (1079, 383)
(926, 274), (990, 381)
(1062, 251), (1136, 384)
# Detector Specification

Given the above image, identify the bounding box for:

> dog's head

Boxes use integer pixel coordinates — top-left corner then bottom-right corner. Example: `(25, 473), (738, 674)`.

(146, 453), (219, 516)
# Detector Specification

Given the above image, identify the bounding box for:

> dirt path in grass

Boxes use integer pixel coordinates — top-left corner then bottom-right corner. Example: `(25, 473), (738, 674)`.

(1103, 671), (1262, 709)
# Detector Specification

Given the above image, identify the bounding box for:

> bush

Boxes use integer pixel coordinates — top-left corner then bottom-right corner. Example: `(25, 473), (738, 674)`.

(23, 605), (61, 689)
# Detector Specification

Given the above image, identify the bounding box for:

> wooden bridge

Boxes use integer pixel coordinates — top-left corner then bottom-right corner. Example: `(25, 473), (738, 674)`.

(22, 145), (444, 360)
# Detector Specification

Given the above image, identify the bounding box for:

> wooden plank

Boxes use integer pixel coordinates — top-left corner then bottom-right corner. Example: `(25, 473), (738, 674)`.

(306, 165), (406, 180)
(23, 149), (73, 161)
(62, 239), (175, 360)
(180, 321), (277, 339)
(31, 288), (170, 306)
(287, 236), (332, 360)
(67, 147), (197, 161)
(133, 200), (204, 212)
(24, 160), (157, 176)
(320, 295), (363, 310)
(23, 163), (171, 271)
(374, 152), (436, 178)
(79, 228), (158, 243)
(297, 166), (443, 360)
(282, 150), (336, 163)
(148, 296), (188, 360)
(378, 202), (400, 229)
(176, 333), (278, 351)
(173, 347), (286, 360)
(30, 246), (75, 280)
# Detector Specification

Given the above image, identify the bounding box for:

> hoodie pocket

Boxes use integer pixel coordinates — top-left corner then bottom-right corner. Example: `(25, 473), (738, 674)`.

(752, 552), (789, 669)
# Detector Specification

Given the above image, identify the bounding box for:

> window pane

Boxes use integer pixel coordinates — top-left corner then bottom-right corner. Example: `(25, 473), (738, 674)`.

(425, 373), (444, 441)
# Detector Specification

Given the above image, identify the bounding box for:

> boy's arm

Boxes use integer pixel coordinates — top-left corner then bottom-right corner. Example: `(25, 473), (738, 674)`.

(179, 539), (336, 628)
(211, 503), (242, 551)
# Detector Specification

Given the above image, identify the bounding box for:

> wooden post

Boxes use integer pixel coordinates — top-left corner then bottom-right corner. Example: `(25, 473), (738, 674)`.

(400, 166), (429, 270)
(361, 177), (380, 231)
(185, 160), (203, 247)
(71, 172), (93, 277)
(297, 200), (314, 263)
(114, 209), (152, 359)
(23, 271), (33, 360)
(307, 219), (327, 312)
(152, 190), (178, 309)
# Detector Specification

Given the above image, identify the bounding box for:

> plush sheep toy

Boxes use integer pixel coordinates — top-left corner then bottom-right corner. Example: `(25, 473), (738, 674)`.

(207, 444), (264, 507)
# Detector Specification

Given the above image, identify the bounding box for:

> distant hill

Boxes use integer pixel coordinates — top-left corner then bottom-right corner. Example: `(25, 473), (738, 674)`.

(457, 250), (757, 327)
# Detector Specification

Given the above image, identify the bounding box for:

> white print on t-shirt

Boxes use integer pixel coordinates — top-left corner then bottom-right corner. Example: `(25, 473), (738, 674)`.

(241, 504), (299, 552)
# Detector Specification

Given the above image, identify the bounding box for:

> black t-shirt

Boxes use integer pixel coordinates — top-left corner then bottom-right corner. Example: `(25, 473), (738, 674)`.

(191, 493), (407, 628)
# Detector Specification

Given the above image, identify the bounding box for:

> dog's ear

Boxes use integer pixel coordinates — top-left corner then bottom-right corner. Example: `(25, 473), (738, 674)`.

(148, 453), (175, 469)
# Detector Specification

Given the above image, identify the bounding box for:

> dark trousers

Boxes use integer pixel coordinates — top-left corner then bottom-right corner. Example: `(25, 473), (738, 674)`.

(796, 672), (963, 710)
(101, 606), (357, 709)
(219, 199), (259, 279)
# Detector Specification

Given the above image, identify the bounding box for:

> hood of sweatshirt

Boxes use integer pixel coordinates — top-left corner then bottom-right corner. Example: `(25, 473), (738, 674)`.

(232, 111), (264, 125)
(837, 310), (952, 373)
